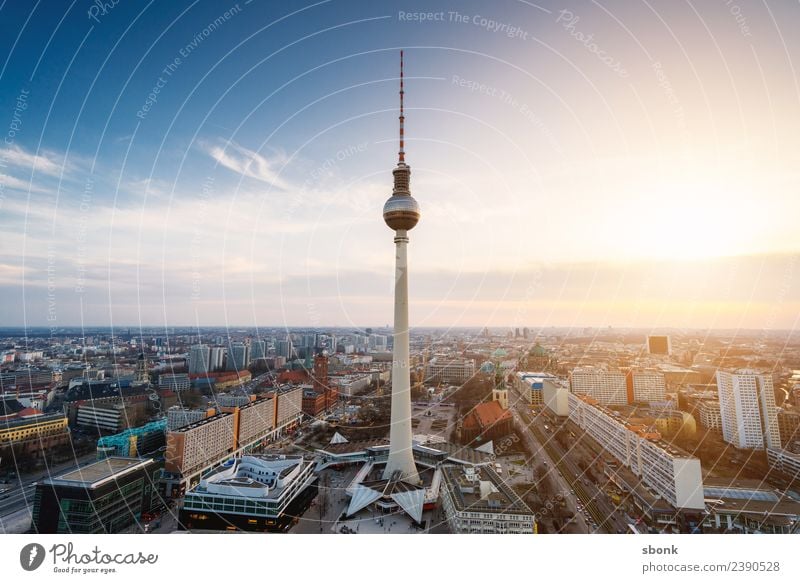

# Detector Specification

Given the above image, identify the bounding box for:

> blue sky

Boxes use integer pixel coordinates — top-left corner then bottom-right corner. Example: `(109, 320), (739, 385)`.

(1, 0), (799, 329)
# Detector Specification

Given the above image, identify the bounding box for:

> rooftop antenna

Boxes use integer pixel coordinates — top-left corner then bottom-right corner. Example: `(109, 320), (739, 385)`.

(399, 49), (405, 164)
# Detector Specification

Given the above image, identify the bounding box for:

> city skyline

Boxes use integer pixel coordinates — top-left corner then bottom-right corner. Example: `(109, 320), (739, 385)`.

(4, 3), (800, 573)
(1, 0), (799, 328)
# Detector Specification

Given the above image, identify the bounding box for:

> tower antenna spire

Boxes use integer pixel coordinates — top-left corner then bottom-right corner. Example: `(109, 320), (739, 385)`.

(399, 49), (405, 163)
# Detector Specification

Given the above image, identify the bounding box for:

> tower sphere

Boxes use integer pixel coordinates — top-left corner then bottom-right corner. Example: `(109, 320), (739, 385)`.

(383, 192), (420, 231)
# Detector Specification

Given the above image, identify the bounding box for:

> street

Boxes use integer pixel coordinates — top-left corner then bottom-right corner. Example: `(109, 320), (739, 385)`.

(508, 406), (591, 533)
(0, 450), (99, 533)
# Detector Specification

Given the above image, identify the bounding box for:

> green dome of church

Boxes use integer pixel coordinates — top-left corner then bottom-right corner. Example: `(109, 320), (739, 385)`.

(479, 361), (495, 374)
(491, 348), (508, 359)
(530, 343), (548, 357)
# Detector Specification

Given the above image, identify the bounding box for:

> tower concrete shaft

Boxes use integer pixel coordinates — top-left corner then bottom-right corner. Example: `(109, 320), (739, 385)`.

(383, 228), (419, 483)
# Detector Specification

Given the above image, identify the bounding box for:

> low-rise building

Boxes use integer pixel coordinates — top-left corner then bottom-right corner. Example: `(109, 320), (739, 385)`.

(180, 455), (317, 532)
(697, 399), (722, 431)
(158, 373), (191, 392)
(703, 478), (800, 534)
(0, 404), (70, 462)
(461, 400), (513, 443)
(33, 457), (161, 533)
(302, 388), (327, 417)
(425, 357), (475, 385)
(95, 419), (167, 458)
(331, 373), (370, 397)
(439, 465), (536, 534)
(767, 447), (800, 484)
(514, 372), (560, 407)
(778, 408), (800, 449)
(75, 402), (129, 433)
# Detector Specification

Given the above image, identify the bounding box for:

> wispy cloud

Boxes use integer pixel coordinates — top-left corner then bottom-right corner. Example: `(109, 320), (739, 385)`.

(204, 140), (290, 190)
(0, 173), (50, 194)
(0, 145), (71, 177)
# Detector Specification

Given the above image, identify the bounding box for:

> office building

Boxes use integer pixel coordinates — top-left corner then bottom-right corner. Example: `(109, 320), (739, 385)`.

(514, 372), (561, 407)
(159, 373), (191, 392)
(368, 334), (388, 351)
(68, 395), (150, 433)
(75, 402), (128, 433)
(0, 369), (54, 390)
(425, 357), (475, 385)
(32, 457), (160, 533)
(439, 465), (536, 534)
(96, 419), (166, 458)
(647, 335), (671, 356)
(716, 370), (780, 450)
(332, 373), (370, 397)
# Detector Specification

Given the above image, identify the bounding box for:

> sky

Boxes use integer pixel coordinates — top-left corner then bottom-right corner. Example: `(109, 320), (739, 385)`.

(0, 0), (798, 330)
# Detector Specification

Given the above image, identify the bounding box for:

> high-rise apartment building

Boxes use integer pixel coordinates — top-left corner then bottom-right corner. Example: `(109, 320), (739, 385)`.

(250, 339), (267, 362)
(626, 369), (667, 403)
(209, 346), (225, 372)
(188, 344), (210, 375)
(716, 370), (780, 450)
(277, 339), (293, 360)
(570, 368), (628, 406)
(226, 342), (250, 371)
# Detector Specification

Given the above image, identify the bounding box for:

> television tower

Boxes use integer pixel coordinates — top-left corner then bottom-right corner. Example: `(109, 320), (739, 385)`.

(382, 50), (420, 483)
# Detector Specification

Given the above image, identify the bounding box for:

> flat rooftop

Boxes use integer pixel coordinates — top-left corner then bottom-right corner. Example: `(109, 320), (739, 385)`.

(704, 477), (800, 520)
(171, 410), (232, 433)
(441, 465), (532, 516)
(46, 457), (153, 489)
